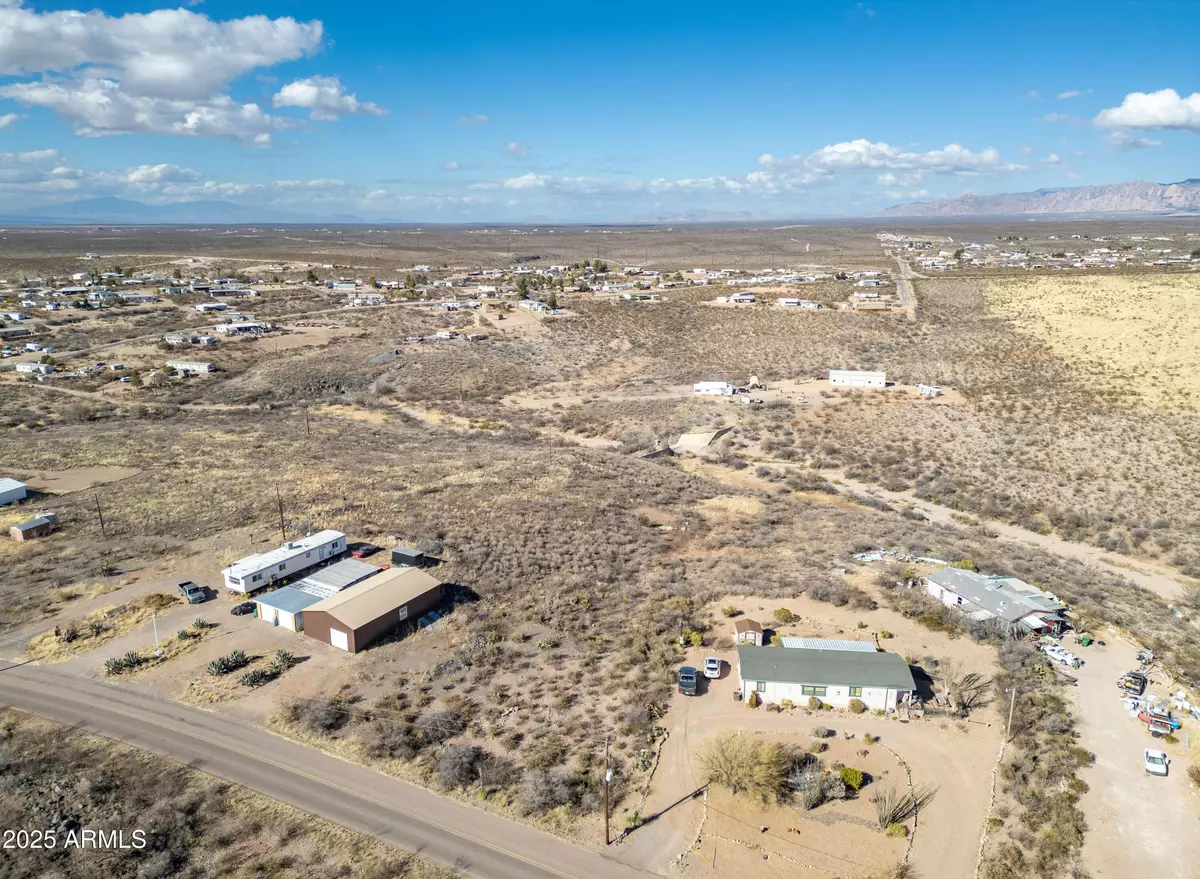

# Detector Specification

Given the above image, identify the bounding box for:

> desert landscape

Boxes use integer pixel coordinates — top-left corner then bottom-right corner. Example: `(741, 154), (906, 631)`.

(2, 219), (1200, 879)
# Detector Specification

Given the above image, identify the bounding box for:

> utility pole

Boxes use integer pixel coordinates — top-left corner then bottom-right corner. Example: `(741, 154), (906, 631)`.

(603, 735), (612, 845)
(94, 494), (106, 539)
(304, 404), (311, 439)
(1006, 686), (1018, 741)
(276, 484), (287, 543)
(152, 612), (162, 658)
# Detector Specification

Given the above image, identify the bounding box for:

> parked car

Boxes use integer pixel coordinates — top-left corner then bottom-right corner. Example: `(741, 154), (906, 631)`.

(703, 656), (722, 679)
(351, 543), (381, 558)
(678, 666), (698, 696)
(230, 601), (256, 616)
(1144, 749), (1169, 776)
(177, 581), (207, 605)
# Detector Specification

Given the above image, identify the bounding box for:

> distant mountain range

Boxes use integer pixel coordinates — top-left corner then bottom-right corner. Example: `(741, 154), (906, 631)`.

(875, 179), (1200, 218)
(0, 197), (364, 225)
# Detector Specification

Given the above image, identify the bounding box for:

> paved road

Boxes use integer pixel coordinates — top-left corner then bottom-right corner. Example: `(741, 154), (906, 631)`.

(0, 665), (651, 879)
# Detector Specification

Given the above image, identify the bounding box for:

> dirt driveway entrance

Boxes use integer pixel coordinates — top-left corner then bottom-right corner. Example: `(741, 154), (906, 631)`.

(1073, 636), (1200, 877)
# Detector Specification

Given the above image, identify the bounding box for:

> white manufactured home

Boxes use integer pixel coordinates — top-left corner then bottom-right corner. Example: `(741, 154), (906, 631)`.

(693, 381), (735, 396)
(829, 369), (887, 388)
(221, 530), (346, 593)
(0, 477), (27, 506)
(737, 645), (915, 711)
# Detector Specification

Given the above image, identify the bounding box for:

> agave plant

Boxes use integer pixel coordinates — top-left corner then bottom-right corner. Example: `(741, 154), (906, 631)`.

(240, 669), (271, 688)
(122, 650), (142, 668)
(208, 658), (231, 676)
(271, 650), (295, 671)
(228, 649), (249, 669)
(104, 657), (124, 675)
(177, 629), (195, 641)
(192, 618), (207, 630)
(88, 621), (107, 637)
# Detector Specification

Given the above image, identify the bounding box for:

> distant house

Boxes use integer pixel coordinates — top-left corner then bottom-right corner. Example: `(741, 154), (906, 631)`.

(737, 644), (915, 710)
(916, 383), (942, 398)
(693, 381), (735, 396)
(923, 567), (1068, 635)
(163, 332), (197, 346)
(829, 369), (886, 388)
(15, 362), (53, 375)
(733, 618), (763, 646)
(10, 512), (57, 542)
(215, 321), (270, 336)
(0, 477), (27, 506)
(302, 566), (443, 653)
(195, 302), (227, 313)
(166, 360), (216, 374)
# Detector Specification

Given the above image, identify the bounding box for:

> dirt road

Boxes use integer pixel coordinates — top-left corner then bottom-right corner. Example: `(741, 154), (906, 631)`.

(1071, 637), (1200, 877)
(885, 250), (919, 320)
(830, 473), (1195, 604)
(0, 664), (652, 879)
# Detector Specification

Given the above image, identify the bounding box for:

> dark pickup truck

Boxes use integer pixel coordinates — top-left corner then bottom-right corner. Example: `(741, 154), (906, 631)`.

(678, 666), (699, 696)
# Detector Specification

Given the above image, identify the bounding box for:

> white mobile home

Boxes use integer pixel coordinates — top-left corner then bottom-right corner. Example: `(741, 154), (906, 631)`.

(693, 381), (735, 396)
(221, 530), (347, 593)
(829, 369), (887, 388)
(737, 645), (915, 711)
(165, 360), (216, 374)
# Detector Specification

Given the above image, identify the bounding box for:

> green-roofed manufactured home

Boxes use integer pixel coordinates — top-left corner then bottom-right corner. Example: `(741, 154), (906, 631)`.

(736, 645), (916, 711)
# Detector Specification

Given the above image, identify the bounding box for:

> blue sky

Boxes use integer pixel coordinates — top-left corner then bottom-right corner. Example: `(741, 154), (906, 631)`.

(0, 0), (1197, 220)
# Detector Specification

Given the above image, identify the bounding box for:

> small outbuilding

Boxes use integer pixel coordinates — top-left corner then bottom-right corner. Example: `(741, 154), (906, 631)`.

(391, 546), (434, 568)
(0, 477), (27, 506)
(10, 512), (57, 542)
(302, 567), (443, 654)
(733, 618), (764, 646)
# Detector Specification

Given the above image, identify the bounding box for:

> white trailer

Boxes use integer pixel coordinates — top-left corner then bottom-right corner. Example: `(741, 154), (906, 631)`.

(829, 369), (887, 388)
(221, 530), (346, 593)
(693, 381), (735, 396)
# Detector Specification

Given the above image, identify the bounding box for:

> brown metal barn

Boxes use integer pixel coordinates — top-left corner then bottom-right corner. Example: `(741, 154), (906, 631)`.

(302, 567), (443, 654)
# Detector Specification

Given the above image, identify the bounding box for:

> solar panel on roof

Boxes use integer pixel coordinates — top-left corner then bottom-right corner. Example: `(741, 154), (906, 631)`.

(779, 637), (878, 653)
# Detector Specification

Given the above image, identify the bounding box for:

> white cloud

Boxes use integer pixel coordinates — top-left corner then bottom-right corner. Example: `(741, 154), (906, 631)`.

(0, 1), (323, 140)
(1022, 90), (1041, 101)
(1042, 153), (1062, 164)
(441, 161), (461, 171)
(876, 170), (924, 186)
(1094, 89), (1200, 132)
(1018, 145), (1035, 156)
(771, 140), (1024, 177)
(458, 114), (488, 126)
(0, 112), (22, 129)
(0, 2), (321, 99)
(505, 141), (529, 158)
(1056, 89), (1092, 100)
(1102, 130), (1163, 150)
(0, 79), (295, 142)
(272, 76), (384, 122)
(1038, 112), (1076, 123)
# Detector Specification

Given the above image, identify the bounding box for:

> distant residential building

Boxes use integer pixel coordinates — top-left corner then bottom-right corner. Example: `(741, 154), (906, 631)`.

(166, 360), (216, 374)
(15, 362), (53, 375)
(195, 302), (227, 312)
(829, 369), (886, 388)
(916, 383), (942, 398)
(302, 566), (443, 654)
(215, 321), (270, 336)
(693, 381), (735, 396)
(737, 644), (915, 710)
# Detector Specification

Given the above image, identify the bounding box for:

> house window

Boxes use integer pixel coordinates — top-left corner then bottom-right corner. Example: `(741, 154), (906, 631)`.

(801, 686), (827, 697)
(956, 596), (963, 605)
(305, 552), (311, 558)
(252, 573), (262, 582)
(849, 687), (863, 697)
(755, 681), (766, 693)
(398, 606), (408, 621)
(278, 564), (286, 572)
